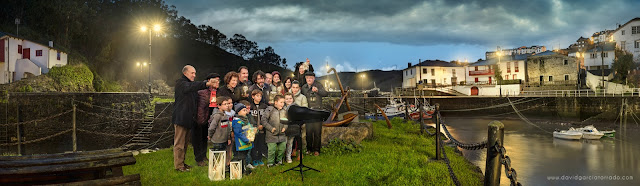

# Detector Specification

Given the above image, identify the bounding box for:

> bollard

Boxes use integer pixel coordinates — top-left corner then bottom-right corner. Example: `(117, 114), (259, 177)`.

(435, 103), (441, 160)
(484, 121), (505, 186)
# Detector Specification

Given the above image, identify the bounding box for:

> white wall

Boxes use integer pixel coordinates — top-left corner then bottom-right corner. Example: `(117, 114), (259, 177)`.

(14, 59), (41, 81)
(416, 66), (466, 85)
(497, 60), (525, 80)
(403, 68), (416, 88)
(453, 84), (521, 96)
(612, 20), (640, 63)
(585, 70), (613, 90)
(584, 50), (614, 69)
(47, 49), (67, 70)
(22, 41), (50, 73)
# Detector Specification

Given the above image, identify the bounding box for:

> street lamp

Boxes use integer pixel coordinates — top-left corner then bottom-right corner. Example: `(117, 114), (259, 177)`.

(140, 24), (162, 94)
(497, 49), (503, 97)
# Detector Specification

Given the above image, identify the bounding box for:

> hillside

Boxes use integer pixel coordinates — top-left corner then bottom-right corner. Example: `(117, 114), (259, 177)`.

(317, 70), (402, 92)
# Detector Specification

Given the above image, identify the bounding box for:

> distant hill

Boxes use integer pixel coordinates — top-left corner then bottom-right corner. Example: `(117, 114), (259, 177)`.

(317, 70), (402, 92)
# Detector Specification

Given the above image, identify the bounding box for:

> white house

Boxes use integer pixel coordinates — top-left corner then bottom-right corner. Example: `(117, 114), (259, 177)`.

(0, 32), (68, 84)
(486, 46), (546, 59)
(583, 42), (615, 70)
(611, 17), (640, 63)
(402, 60), (466, 88)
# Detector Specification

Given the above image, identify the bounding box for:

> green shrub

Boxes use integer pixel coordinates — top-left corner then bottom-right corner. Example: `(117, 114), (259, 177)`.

(322, 139), (363, 155)
(93, 73), (122, 92)
(17, 85), (33, 92)
(48, 64), (94, 91)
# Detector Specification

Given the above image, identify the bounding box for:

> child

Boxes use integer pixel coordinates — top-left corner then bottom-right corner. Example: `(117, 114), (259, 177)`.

(208, 96), (233, 167)
(231, 103), (255, 175)
(261, 95), (288, 167)
(283, 93), (297, 163)
(249, 90), (268, 166)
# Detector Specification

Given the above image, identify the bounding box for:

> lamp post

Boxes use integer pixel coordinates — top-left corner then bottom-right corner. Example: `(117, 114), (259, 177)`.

(140, 24), (161, 94)
(497, 49), (503, 97)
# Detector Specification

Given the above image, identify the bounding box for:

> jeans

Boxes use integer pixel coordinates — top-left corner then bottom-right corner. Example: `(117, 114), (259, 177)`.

(306, 122), (322, 153)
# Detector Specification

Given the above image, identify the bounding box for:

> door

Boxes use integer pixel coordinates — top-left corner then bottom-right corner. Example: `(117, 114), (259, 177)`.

(539, 76), (544, 86)
(451, 77), (457, 86)
(471, 86), (479, 95)
(488, 77), (492, 84)
(23, 48), (30, 59)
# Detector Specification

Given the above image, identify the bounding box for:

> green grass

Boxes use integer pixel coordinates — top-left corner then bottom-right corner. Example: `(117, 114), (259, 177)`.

(123, 118), (483, 185)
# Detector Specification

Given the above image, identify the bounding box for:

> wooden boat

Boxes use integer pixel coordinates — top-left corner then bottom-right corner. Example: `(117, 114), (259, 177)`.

(553, 128), (582, 140)
(323, 113), (357, 127)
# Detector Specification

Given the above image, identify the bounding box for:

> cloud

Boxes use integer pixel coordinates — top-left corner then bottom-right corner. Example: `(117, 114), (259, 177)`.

(169, 0), (640, 48)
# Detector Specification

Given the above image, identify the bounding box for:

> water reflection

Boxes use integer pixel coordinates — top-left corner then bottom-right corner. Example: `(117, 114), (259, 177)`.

(441, 117), (640, 186)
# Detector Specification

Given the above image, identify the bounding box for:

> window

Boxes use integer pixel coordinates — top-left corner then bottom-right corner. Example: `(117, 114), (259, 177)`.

(602, 52), (608, 58)
(506, 62), (511, 73)
(36, 50), (42, 56)
(57, 52), (61, 60)
(515, 62), (519, 72)
(565, 74), (569, 81)
(590, 53), (597, 58)
(474, 66), (478, 71)
(18, 45), (22, 54)
(406, 71), (408, 76)
(475, 77), (479, 82)
(622, 41), (626, 50)
(563, 59), (568, 65)
(431, 69), (435, 75)
(423, 68), (428, 74)
(635, 41), (640, 49)
(549, 76), (553, 82)
(622, 30), (625, 35)
(632, 26), (639, 34)
(505, 75), (509, 80)
(513, 74), (517, 80)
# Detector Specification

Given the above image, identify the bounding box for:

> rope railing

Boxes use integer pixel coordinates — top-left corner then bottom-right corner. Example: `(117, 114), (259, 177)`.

(122, 102), (174, 149)
(0, 110), (73, 127)
(0, 129), (73, 146)
(73, 100), (149, 114)
(76, 129), (174, 137)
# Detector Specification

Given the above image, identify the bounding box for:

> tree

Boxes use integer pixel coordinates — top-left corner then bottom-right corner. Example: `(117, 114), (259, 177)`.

(613, 48), (635, 82)
(229, 34), (258, 59)
(492, 64), (503, 83)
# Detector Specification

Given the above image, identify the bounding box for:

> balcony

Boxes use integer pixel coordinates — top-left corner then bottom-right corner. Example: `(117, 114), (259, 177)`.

(469, 69), (494, 76)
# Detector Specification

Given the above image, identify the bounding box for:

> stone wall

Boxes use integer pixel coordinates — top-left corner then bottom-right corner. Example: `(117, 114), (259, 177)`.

(526, 54), (579, 86)
(0, 92), (151, 155)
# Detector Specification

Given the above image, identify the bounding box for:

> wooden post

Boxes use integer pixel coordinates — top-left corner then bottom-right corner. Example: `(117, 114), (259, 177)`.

(72, 104), (77, 152)
(484, 121), (505, 186)
(434, 103), (440, 160)
(404, 98), (409, 122)
(16, 105), (21, 155)
(419, 99), (424, 134)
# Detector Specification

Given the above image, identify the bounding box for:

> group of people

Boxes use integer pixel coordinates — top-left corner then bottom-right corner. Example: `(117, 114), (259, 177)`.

(171, 59), (327, 175)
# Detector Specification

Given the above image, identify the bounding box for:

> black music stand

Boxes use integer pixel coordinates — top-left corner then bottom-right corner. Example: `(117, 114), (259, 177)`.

(280, 105), (328, 181)
(280, 119), (320, 181)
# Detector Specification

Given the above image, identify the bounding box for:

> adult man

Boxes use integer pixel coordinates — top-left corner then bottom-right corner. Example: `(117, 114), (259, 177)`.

(236, 66), (253, 101)
(301, 72), (327, 156)
(172, 65), (216, 172)
(194, 73), (220, 167)
(248, 70), (271, 105)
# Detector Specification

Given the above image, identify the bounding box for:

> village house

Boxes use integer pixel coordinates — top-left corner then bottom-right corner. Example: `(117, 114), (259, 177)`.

(525, 51), (579, 87)
(485, 46), (546, 59)
(583, 42), (615, 71)
(0, 32), (68, 84)
(611, 17), (640, 63)
(402, 60), (465, 88)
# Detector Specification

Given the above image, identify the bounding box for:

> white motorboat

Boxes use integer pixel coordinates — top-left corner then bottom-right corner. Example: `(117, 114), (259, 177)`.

(553, 128), (583, 140)
(576, 125), (605, 140)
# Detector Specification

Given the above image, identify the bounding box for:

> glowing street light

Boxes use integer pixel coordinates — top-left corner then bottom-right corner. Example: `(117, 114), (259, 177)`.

(139, 23), (162, 94)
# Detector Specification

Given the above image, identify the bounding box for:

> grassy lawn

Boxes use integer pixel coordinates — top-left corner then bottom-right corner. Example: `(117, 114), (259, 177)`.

(123, 118), (483, 185)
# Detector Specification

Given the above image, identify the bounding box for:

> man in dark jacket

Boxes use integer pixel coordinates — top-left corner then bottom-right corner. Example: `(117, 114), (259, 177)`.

(301, 71), (327, 156)
(249, 70), (271, 105)
(193, 73), (220, 167)
(236, 66), (253, 102)
(172, 65), (216, 172)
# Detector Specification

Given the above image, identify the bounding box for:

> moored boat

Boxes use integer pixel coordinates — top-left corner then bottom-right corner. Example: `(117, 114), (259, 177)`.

(553, 128), (582, 140)
(576, 125), (604, 140)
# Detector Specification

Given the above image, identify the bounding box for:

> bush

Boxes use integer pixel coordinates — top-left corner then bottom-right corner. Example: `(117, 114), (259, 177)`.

(48, 64), (94, 91)
(18, 85), (33, 92)
(93, 74), (122, 92)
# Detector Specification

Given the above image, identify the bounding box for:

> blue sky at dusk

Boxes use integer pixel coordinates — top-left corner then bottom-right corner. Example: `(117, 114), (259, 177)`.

(166, 0), (639, 76)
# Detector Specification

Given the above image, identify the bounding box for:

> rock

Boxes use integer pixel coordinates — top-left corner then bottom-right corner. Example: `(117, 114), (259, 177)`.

(321, 122), (373, 145)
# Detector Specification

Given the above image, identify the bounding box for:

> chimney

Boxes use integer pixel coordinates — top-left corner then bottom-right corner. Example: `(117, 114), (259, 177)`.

(408, 62), (411, 68)
(49, 41), (53, 47)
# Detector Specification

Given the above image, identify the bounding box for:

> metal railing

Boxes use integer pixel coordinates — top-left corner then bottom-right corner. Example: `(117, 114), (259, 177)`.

(521, 88), (640, 97)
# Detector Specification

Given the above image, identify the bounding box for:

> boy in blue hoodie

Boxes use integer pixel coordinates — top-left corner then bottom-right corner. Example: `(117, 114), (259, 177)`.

(231, 103), (254, 175)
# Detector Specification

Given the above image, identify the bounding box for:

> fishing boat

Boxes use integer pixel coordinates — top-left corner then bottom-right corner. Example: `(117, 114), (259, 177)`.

(409, 98), (436, 120)
(601, 130), (616, 138)
(553, 128), (583, 140)
(576, 125), (604, 140)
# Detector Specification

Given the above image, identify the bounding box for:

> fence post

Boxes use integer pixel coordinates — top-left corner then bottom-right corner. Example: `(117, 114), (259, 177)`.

(435, 103), (441, 160)
(16, 105), (22, 155)
(72, 103), (77, 152)
(484, 121), (505, 186)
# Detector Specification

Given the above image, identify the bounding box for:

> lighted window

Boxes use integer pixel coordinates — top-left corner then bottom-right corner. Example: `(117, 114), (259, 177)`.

(515, 62), (519, 72)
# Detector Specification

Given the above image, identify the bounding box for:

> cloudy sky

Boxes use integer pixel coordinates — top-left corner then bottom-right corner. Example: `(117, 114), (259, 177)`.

(166, 0), (639, 75)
